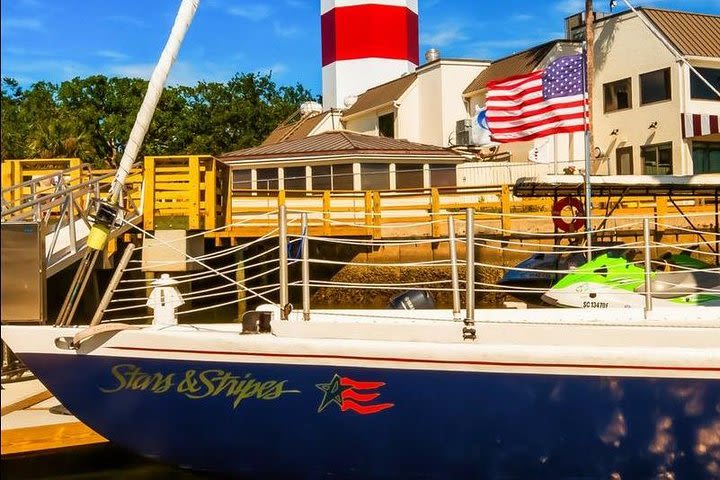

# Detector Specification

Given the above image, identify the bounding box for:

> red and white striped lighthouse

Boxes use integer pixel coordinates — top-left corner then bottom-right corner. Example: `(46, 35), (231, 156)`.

(321, 0), (419, 110)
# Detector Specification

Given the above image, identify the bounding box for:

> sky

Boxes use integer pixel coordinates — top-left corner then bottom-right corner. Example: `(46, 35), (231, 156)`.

(2, 0), (719, 95)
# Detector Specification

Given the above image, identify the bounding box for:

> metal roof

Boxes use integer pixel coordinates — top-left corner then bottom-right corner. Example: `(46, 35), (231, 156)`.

(219, 131), (464, 164)
(462, 41), (569, 96)
(642, 8), (720, 58)
(513, 174), (720, 198)
(261, 111), (330, 146)
(342, 73), (418, 118)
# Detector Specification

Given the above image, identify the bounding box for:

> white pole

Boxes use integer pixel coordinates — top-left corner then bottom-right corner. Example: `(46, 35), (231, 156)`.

(109, 0), (201, 202)
(582, 42), (593, 261)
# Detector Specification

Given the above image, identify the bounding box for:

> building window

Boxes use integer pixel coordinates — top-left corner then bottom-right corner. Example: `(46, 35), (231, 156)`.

(232, 170), (252, 190)
(312, 165), (332, 190)
(692, 142), (720, 174)
(333, 164), (354, 190)
(603, 78), (632, 112)
(378, 113), (395, 138)
(429, 164), (456, 187)
(361, 164), (390, 190)
(256, 168), (278, 190)
(640, 68), (671, 105)
(690, 67), (720, 101)
(615, 146), (633, 175)
(283, 166), (306, 190)
(641, 142), (672, 175)
(395, 164), (424, 189)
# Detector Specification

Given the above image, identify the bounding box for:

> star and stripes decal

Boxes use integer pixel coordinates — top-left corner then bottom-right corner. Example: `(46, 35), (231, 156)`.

(316, 374), (394, 415)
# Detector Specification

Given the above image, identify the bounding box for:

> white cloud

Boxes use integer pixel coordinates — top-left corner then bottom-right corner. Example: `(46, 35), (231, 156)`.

(285, 0), (307, 8)
(18, 0), (43, 8)
(256, 63), (288, 77)
(510, 14), (534, 22)
(555, 0), (585, 15)
(105, 15), (145, 28)
(2, 17), (44, 31)
(108, 61), (238, 86)
(95, 50), (130, 61)
(420, 23), (467, 47)
(227, 4), (271, 21)
(273, 21), (300, 38)
(4, 59), (93, 78)
(109, 63), (155, 79)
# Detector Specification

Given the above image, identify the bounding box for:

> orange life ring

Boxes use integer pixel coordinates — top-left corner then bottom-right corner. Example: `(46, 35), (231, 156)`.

(552, 196), (586, 232)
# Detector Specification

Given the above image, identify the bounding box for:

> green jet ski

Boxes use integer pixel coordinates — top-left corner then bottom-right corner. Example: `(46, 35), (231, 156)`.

(541, 251), (720, 309)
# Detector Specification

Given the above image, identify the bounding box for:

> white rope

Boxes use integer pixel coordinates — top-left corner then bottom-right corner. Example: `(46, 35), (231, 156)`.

(119, 218), (277, 305)
(117, 254), (280, 288)
(129, 211), (280, 252)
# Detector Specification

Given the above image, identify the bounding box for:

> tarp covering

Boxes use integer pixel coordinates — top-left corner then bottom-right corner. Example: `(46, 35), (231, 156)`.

(513, 174), (720, 197)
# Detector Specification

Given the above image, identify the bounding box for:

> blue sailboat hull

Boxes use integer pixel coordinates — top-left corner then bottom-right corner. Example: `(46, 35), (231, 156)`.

(19, 352), (720, 479)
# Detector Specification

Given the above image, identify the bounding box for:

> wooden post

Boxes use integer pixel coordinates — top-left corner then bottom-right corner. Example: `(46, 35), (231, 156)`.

(364, 191), (373, 236)
(143, 157), (156, 231)
(655, 197), (667, 235)
(188, 156), (200, 230)
(204, 157), (217, 230)
(431, 188), (441, 238)
(322, 191), (331, 236)
(372, 191), (381, 239)
(501, 184), (512, 237)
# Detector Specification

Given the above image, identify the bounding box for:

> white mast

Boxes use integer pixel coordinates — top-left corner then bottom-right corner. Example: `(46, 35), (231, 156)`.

(88, 0), (200, 251)
(109, 0), (200, 202)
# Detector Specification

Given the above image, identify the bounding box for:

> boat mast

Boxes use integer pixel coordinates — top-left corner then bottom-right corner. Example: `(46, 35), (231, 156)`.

(88, 0), (200, 251)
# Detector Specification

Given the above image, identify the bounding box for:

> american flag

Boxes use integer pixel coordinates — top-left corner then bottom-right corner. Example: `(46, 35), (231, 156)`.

(486, 54), (588, 143)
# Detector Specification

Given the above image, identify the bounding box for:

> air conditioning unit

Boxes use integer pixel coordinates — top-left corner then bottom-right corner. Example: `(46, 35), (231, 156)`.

(455, 119), (473, 146)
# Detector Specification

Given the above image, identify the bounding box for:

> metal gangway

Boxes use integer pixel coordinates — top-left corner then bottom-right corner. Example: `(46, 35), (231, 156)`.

(1, 163), (143, 278)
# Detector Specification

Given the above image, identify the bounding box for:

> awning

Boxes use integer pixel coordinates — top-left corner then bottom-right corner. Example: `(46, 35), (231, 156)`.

(513, 174), (720, 197)
(682, 113), (720, 138)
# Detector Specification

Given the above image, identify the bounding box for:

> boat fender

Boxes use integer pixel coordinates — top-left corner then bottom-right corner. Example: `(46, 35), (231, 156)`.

(388, 290), (435, 310)
(551, 196), (586, 232)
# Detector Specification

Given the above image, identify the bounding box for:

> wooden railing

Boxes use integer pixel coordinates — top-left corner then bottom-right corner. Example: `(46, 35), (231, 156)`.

(218, 185), (716, 239)
(142, 155), (226, 231)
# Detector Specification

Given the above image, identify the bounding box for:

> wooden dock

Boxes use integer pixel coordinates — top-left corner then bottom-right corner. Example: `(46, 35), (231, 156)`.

(1, 378), (106, 456)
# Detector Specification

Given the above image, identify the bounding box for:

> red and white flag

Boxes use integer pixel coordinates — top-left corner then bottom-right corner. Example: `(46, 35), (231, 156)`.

(486, 54), (588, 143)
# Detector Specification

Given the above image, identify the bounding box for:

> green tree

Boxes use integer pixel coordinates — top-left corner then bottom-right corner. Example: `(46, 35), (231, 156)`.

(1, 72), (317, 167)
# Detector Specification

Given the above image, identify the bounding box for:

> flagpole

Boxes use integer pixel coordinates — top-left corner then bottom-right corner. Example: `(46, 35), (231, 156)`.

(581, 0), (595, 261)
(582, 41), (593, 261)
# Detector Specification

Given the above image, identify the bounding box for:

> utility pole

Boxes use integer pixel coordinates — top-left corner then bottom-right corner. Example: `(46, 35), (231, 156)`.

(585, 0), (595, 167)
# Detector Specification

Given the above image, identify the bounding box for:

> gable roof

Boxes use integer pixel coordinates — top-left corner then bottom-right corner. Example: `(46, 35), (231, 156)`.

(462, 41), (565, 97)
(219, 130), (462, 164)
(342, 72), (418, 118)
(641, 8), (720, 58)
(262, 111), (330, 146)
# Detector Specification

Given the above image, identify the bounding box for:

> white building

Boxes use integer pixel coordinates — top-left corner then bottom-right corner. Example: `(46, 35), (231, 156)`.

(341, 56), (490, 148)
(590, 8), (719, 175)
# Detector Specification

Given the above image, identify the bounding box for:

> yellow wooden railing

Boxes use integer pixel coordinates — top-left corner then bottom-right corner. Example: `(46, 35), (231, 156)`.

(217, 185), (716, 239)
(2, 158), (84, 206)
(142, 155), (226, 231)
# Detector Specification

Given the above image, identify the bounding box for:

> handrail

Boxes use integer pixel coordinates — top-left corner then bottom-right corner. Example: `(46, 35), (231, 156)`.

(0, 163), (93, 194)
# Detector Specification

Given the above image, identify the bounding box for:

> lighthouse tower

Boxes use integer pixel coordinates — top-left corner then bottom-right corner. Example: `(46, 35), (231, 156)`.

(321, 0), (419, 110)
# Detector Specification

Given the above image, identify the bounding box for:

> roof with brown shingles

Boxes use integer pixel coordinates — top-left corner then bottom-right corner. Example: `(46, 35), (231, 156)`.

(219, 130), (462, 163)
(261, 111), (330, 146)
(342, 72), (418, 118)
(642, 8), (720, 58)
(462, 40), (570, 96)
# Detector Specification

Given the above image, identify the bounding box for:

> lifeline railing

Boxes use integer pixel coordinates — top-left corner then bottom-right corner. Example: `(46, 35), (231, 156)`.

(80, 207), (718, 330)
